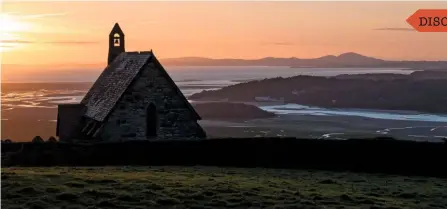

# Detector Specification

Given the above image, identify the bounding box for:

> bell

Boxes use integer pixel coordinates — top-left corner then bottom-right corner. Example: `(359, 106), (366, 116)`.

(114, 39), (119, 44)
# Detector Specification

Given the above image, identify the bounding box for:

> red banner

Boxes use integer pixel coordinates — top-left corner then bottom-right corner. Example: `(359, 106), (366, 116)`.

(407, 9), (447, 32)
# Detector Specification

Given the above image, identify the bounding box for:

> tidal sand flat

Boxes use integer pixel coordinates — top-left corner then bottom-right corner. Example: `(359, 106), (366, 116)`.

(2, 167), (446, 209)
(200, 113), (447, 141)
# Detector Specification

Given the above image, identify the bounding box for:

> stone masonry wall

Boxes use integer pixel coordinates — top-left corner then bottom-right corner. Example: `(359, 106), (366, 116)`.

(100, 61), (206, 141)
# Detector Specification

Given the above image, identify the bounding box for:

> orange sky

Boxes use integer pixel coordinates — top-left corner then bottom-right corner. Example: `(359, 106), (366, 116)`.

(1, 1), (447, 74)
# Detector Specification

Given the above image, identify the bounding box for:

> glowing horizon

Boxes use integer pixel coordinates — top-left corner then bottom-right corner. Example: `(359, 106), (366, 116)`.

(1, 1), (447, 73)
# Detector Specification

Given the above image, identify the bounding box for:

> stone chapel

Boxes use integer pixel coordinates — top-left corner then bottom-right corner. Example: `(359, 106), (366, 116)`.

(56, 23), (206, 142)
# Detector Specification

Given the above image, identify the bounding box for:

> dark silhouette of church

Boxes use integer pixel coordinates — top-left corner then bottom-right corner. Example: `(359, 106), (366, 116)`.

(56, 23), (206, 142)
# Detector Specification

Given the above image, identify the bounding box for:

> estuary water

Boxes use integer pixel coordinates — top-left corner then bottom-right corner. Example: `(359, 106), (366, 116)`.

(2, 66), (436, 123)
(2, 66), (446, 141)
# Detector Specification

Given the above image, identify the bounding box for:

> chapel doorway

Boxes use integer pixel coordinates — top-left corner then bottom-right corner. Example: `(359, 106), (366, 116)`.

(146, 103), (158, 138)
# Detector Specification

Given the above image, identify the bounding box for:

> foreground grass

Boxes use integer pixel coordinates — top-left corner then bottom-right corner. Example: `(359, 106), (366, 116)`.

(2, 167), (446, 209)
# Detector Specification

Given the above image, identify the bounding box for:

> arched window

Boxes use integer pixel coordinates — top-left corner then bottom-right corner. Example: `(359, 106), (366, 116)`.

(146, 103), (158, 138)
(113, 33), (120, 47)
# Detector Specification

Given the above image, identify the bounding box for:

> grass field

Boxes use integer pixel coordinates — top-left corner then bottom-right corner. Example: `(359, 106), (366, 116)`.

(2, 167), (446, 209)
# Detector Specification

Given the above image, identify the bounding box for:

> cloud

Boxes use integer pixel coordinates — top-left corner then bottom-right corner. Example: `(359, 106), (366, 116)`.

(41, 41), (99, 45)
(0, 40), (32, 44)
(1, 12), (67, 19)
(0, 39), (99, 45)
(0, 45), (15, 48)
(132, 20), (157, 25)
(263, 42), (295, 46)
(20, 13), (67, 19)
(373, 27), (415, 31)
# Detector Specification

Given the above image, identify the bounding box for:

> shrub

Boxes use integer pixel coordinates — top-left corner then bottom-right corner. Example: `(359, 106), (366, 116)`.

(32, 136), (44, 143)
(47, 136), (58, 143)
(2, 139), (12, 143)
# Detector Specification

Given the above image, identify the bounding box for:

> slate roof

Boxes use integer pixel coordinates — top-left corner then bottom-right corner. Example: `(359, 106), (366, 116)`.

(81, 51), (201, 122)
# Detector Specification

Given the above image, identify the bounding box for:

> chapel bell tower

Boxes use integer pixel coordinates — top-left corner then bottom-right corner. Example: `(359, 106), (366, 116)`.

(108, 23), (125, 65)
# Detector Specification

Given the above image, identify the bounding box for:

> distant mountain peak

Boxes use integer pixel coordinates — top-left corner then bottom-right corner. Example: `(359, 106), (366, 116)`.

(336, 52), (384, 62)
(338, 52), (363, 57)
(316, 55), (337, 59)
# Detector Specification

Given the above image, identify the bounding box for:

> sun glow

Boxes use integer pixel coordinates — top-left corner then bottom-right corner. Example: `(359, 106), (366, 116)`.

(0, 14), (32, 52)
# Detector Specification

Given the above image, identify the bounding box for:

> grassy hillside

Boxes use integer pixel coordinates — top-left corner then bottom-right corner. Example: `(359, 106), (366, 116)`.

(2, 166), (446, 209)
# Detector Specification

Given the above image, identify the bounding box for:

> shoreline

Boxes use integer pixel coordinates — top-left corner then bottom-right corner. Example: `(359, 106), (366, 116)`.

(191, 100), (447, 121)
(2, 102), (447, 142)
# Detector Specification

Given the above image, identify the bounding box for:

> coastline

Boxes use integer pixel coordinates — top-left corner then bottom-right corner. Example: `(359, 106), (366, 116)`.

(2, 99), (447, 142)
(2, 69), (447, 142)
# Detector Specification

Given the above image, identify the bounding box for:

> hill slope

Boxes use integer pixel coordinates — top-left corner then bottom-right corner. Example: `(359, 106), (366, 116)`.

(190, 74), (447, 113)
(2, 166), (446, 209)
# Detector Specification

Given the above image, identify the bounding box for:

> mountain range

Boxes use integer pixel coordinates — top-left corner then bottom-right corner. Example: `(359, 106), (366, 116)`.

(160, 52), (447, 69)
(3, 53), (447, 72)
